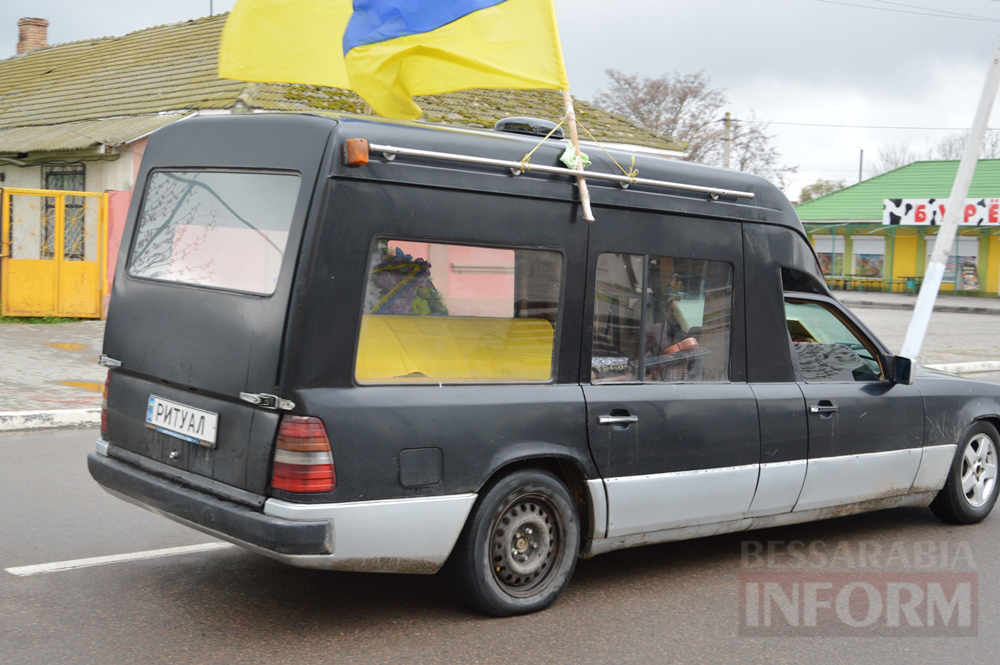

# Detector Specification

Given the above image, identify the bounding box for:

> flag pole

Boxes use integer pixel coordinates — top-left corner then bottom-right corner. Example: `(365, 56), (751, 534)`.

(899, 34), (1000, 361)
(562, 89), (596, 222)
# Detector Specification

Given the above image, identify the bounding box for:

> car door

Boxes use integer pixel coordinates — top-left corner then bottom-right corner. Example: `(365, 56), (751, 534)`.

(582, 212), (760, 538)
(785, 294), (925, 512)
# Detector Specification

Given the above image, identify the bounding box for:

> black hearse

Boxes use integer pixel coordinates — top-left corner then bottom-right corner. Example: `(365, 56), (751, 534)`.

(89, 113), (999, 616)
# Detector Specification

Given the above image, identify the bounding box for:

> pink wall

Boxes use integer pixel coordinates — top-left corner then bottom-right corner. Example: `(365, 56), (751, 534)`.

(106, 190), (131, 289)
(389, 241), (515, 303)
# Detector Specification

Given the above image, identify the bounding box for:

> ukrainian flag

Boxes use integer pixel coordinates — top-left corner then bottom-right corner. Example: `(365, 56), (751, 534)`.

(219, 0), (571, 120)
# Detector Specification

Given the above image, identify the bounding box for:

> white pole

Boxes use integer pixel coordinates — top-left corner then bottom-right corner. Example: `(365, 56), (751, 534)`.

(900, 35), (1000, 360)
(562, 89), (596, 222)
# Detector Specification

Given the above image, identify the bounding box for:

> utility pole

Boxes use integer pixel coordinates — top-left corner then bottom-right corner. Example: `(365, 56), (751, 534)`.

(723, 112), (732, 169)
(900, 34), (1000, 361)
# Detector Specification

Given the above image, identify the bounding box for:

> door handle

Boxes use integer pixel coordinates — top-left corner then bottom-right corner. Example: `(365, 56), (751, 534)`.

(598, 414), (639, 426)
(809, 402), (839, 415)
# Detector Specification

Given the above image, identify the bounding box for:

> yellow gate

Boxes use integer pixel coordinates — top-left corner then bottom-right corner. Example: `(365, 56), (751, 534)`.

(1, 188), (108, 318)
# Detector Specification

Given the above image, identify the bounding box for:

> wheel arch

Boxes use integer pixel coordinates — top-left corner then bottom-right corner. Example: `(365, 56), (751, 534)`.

(973, 414), (1000, 437)
(474, 444), (600, 549)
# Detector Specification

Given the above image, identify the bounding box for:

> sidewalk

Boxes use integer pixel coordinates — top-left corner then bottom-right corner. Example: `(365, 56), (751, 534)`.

(1, 289), (1000, 432)
(0, 320), (106, 430)
(833, 290), (1000, 315)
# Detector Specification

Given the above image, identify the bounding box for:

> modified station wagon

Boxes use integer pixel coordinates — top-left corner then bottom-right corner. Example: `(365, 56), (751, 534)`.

(89, 113), (999, 616)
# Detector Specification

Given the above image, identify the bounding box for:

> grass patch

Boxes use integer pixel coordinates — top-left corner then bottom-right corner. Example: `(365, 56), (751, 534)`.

(0, 315), (85, 324)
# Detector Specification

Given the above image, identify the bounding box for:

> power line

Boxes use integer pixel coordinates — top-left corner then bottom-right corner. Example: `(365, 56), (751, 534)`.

(814, 0), (1000, 22)
(726, 118), (998, 131)
(871, 0), (1000, 20)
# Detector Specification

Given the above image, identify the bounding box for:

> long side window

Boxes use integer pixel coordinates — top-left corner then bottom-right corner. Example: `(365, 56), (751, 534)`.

(355, 239), (563, 383)
(592, 253), (733, 383)
(784, 299), (883, 382)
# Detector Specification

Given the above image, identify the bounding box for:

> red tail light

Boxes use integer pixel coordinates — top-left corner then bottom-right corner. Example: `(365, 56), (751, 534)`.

(100, 371), (110, 439)
(271, 415), (336, 493)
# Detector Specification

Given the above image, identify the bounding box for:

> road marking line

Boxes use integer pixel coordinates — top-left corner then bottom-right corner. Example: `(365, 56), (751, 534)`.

(5, 542), (235, 577)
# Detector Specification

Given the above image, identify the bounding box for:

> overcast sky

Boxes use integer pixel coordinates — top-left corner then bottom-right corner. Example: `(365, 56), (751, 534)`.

(2, 0), (1000, 198)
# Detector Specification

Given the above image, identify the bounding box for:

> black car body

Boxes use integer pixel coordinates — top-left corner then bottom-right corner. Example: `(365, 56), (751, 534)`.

(89, 113), (1000, 615)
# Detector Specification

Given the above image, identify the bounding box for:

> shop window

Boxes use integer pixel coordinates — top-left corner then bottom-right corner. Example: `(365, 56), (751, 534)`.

(355, 239), (563, 383)
(854, 253), (883, 278)
(851, 237), (885, 278)
(591, 253), (732, 383)
(818, 253), (843, 277)
(812, 236), (845, 277)
(41, 164), (85, 260)
(785, 299), (882, 382)
(927, 238), (979, 290)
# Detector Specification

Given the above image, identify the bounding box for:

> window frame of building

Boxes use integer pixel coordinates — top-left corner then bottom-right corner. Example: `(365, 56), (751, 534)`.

(41, 163), (86, 260)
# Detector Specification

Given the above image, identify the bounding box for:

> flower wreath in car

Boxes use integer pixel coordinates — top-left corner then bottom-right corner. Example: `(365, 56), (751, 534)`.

(365, 245), (449, 316)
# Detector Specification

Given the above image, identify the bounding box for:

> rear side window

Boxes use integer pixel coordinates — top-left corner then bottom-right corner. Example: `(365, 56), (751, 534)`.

(355, 239), (563, 383)
(592, 253), (733, 383)
(129, 171), (300, 295)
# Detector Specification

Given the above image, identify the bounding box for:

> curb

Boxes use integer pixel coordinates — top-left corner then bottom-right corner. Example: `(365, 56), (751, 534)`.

(925, 360), (1000, 375)
(839, 300), (1000, 315)
(0, 409), (100, 432)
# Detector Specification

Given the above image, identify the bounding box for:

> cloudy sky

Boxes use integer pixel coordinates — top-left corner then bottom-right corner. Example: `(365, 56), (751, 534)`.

(2, 0), (999, 198)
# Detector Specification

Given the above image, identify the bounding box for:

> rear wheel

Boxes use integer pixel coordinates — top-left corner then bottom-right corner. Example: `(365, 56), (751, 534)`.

(453, 470), (579, 616)
(930, 421), (999, 524)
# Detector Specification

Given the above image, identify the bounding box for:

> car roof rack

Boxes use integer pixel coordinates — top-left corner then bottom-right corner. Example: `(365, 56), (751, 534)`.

(367, 142), (756, 201)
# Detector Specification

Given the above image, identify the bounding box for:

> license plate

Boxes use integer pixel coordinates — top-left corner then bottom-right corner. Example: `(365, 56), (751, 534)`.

(145, 395), (218, 448)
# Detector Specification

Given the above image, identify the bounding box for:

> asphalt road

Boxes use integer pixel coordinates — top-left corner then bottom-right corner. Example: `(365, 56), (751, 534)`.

(847, 305), (1000, 366)
(3, 428), (999, 665)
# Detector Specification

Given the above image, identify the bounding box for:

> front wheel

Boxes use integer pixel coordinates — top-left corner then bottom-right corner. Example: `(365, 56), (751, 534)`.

(930, 421), (999, 524)
(453, 470), (580, 616)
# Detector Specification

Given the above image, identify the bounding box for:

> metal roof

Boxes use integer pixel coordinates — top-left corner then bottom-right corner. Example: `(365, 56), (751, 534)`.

(795, 159), (1000, 222)
(0, 114), (185, 152)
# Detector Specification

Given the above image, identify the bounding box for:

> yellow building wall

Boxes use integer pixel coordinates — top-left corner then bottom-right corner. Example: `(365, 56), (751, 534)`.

(987, 236), (1000, 296)
(890, 235), (918, 282)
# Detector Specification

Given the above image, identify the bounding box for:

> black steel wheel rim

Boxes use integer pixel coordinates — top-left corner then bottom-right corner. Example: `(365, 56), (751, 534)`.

(489, 492), (561, 598)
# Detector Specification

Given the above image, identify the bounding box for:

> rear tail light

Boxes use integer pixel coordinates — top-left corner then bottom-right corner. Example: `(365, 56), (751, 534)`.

(100, 371), (110, 439)
(271, 415), (336, 493)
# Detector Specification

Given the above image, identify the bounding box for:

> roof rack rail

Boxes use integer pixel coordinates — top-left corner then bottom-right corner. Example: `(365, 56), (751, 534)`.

(368, 143), (755, 201)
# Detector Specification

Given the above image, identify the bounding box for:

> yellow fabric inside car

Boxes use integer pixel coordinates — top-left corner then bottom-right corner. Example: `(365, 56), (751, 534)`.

(356, 314), (554, 382)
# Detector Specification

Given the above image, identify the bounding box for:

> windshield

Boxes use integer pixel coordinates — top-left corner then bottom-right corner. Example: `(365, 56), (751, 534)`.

(128, 170), (301, 295)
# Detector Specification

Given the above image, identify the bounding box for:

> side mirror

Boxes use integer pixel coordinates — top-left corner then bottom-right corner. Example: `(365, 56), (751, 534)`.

(886, 355), (914, 385)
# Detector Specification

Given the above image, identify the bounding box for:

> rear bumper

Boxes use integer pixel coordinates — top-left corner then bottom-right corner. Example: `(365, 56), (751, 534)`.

(88, 446), (477, 573)
(88, 451), (332, 556)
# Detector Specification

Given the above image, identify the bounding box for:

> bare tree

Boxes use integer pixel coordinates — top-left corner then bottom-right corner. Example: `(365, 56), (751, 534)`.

(866, 141), (920, 178)
(931, 130), (1000, 160)
(593, 69), (727, 163)
(726, 112), (798, 189)
(593, 70), (796, 186)
(798, 178), (845, 204)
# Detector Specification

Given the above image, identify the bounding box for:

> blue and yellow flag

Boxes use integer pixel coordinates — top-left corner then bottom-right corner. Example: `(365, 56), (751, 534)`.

(219, 0), (571, 119)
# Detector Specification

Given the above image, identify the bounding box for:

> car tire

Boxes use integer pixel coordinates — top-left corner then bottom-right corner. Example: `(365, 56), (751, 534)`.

(930, 421), (1000, 524)
(452, 469), (580, 617)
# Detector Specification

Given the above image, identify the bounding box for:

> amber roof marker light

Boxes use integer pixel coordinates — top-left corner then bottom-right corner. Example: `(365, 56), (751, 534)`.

(344, 138), (370, 166)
